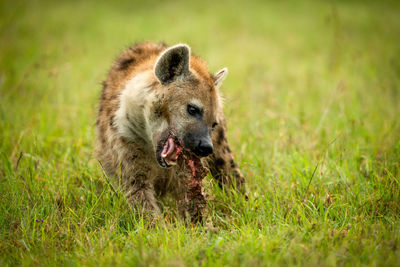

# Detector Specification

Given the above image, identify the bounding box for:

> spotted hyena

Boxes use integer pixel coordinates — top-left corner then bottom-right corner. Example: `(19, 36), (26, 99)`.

(96, 42), (245, 222)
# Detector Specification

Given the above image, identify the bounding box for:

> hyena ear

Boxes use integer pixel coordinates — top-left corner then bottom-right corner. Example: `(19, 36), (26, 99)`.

(213, 68), (228, 89)
(154, 44), (191, 85)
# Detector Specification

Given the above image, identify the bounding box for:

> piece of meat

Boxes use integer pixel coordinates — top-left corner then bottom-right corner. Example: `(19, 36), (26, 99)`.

(178, 150), (208, 223)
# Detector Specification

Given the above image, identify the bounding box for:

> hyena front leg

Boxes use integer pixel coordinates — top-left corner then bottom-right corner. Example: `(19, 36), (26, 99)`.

(205, 118), (246, 194)
(119, 163), (161, 214)
(124, 180), (160, 214)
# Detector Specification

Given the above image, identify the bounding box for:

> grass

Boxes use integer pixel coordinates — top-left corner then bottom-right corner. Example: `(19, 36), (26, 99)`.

(1, 0), (400, 265)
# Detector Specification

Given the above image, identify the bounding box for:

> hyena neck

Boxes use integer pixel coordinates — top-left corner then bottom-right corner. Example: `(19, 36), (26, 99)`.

(114, 71), (158, 152)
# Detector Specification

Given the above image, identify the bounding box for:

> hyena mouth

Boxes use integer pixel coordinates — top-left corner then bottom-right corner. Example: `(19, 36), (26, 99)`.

(160, 135), (184, 167)
(156, 134), (208, 178)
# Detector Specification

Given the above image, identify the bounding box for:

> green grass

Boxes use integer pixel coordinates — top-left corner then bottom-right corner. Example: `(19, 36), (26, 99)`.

(1, 0), (400, 265)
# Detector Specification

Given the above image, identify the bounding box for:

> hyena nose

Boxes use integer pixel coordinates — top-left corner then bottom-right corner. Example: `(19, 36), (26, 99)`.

(195, 139), (214, 157)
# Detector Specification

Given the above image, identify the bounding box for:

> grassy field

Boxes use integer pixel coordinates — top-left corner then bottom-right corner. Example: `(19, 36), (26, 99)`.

(1, 0), (400, 265)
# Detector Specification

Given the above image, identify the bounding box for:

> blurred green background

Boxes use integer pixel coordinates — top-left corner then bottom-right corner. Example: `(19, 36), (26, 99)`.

(1, 0), (400, 265)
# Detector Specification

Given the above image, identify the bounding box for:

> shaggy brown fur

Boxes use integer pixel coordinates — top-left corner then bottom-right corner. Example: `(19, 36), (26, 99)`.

(96, 42), (245, 222)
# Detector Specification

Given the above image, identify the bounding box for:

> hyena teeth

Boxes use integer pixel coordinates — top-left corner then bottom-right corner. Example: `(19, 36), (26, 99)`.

(161, 136), (176, 160)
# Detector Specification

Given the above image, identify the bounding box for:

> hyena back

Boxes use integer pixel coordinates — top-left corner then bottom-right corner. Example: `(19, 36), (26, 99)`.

(96, 42), (245, 221)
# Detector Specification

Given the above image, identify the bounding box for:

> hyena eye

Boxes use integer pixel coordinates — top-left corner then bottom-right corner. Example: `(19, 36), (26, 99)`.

(187, 104), (202, 117)
(212, 122), (218, 129)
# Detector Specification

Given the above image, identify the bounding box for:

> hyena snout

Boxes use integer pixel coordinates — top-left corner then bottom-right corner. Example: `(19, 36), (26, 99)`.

(184, 132), (214, 157)
(195, 137), (213, 157)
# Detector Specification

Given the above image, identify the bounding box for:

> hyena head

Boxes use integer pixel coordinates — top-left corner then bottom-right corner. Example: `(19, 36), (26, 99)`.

(150, 44), (228, 168)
